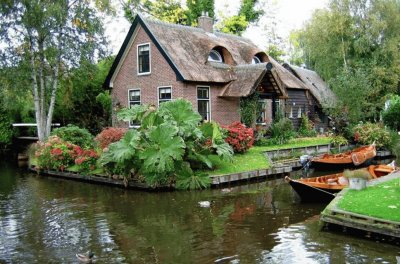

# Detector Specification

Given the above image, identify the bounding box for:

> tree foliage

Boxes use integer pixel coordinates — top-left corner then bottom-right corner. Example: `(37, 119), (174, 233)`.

(294, 0), (400, 124)
(0, 0), (110, 141)
(55, 58), (113, 134)
(382, 95), (400, 131)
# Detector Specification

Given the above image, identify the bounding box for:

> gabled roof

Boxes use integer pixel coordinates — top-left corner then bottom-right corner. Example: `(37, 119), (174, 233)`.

(104, 14), (263, 87)
(266, 56), (308, 90)
(220, 63), (288, 99)
(283, 63), (337, 107)
(104, 14), (307, 102)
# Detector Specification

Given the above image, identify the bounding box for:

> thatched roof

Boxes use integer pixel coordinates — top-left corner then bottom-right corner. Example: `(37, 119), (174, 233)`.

(104, 15), (302, 99)
(283, 64), (337, 107)
(220, 63), (288, 98)
(266, 56), (308, 90)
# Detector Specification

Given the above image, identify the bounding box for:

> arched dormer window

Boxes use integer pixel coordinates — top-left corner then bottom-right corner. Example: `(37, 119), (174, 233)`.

(208, 49), (223, 63)
(252, 52), (268, 64)
(252, 56), (261, 64)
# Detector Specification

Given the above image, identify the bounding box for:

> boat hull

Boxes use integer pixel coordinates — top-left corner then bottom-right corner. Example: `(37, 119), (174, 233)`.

(311, 144), (376, 170)
(311, 157), (374, 170)
(287, 178), (337, 203)
(286, 164), (395, 203)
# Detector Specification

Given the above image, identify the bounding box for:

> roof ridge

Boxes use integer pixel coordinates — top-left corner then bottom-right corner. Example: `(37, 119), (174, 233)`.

(141, 14), (257, 45)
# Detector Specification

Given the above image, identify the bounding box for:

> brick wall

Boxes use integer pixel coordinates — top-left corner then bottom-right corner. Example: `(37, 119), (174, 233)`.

(111, 25), (240, 127)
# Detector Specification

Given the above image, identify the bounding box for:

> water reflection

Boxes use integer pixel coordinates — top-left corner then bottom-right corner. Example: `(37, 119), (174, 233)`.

(0, 163), (399, 263)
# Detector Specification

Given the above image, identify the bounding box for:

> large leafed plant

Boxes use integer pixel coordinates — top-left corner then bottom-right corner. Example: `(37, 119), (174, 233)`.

(100, 99), (233, 189)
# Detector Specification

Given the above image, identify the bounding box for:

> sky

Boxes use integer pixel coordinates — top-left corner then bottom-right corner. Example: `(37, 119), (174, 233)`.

(104, 0), (329, 55)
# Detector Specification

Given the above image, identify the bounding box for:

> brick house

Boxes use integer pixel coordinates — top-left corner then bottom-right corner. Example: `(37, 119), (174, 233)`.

(104, 14), (334, 129)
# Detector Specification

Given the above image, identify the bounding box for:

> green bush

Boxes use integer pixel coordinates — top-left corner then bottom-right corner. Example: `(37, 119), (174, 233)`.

(352, 122), (390, 148)
(0, 109), (13, 149)
(100, 99), (233, 189)
(298, 114), (317, 137)
(382, 95), (400, 131)
(51, 125), (94, 148)
(268, 117), (294, 144)
(330, 135), (348, 147)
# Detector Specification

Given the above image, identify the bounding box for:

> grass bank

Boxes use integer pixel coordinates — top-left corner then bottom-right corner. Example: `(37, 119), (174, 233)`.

(206, 136), (331, 176)
(337, 178), (400, 222)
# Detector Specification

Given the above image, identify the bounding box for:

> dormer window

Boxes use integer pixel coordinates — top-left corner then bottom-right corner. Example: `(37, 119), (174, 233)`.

(252, 56), (261, 64)
(208, 50), (223, 63)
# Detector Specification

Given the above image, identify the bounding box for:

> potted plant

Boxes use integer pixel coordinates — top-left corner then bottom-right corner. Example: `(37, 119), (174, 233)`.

(343, 169), (371, 190)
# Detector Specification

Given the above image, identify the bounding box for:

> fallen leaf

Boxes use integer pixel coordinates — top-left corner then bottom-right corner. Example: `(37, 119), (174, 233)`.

(388, 205), (397, 209)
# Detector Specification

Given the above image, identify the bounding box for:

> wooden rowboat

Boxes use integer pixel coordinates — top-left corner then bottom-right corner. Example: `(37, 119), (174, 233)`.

(311, 144), (376, 170)
(285, 164), (395, 203)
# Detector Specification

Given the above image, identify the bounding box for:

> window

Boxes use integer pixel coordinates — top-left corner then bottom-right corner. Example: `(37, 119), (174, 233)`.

(208, 50), (223, 63)
(128, 89), (141, 127)
(158, 87), (172, 105)
(256, 100), (266, 124)
(252, 56), (261, 64)
(297, 106), (302, 118)
(289, 106), (293, 118)
(137, 43), (150, 74)
(197, 86), (210, 121)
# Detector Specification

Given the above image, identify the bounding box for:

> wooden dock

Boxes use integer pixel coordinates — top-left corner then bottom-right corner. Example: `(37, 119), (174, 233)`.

(321, 177), (400, 238)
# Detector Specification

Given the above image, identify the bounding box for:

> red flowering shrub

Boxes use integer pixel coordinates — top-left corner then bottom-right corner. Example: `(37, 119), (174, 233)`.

(222, 122), (254, 153)
(35, 136), (100, 173)
(35, 136), (78, 171)
(95, 127), (128, 149)
(74, 148), (99, 173)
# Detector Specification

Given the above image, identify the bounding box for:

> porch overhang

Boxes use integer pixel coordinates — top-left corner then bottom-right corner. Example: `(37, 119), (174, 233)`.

(219, 63), (288, 99)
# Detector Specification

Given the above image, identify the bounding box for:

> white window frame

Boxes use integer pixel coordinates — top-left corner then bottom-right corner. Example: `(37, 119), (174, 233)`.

(197, 86), (211, 121)
(208, 50), (223, 63)
(297, 106), (302, 119)
(128, 88), (141, 128)
(252, 56), (261, 64)
(256, 99), (266, 125)
(137, 43), (151, 75)
(158, 86), (172, 106)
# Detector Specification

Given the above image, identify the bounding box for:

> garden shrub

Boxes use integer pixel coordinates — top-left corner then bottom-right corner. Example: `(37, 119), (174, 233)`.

(298, 114), (317, 137)
(222, 121), (254, 153)
(35, 136), (78, 171)
(268, 117), (294, 144)
(95, 127), (127, 149)
(74, 147), (100, 173)
(330, 135), (348, 147)
(352, 122), (390, 148)
(51, 125), (94, 149)
(100, 99), (234, 189)
(0, 118), (13, 149)
(35, 136), (100, 173)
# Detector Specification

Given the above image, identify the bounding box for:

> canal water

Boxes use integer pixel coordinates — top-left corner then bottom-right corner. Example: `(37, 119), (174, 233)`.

(0, 160), (399, 263)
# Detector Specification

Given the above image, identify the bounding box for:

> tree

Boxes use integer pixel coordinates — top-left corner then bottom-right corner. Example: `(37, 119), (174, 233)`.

(186, 0), (215, 26)
(123, 0), (187, 24)
(216, 0), (263, 35)
(55, 58), (113, 135)
(0, 0), (110, 141)
(293, 0), (400, 124)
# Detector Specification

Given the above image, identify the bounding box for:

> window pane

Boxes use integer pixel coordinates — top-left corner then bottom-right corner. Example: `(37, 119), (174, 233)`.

(138, 44), (150, 73)
(197, 88), (209, 99)
(129, 90), (140, 101)
(198, 100), (209, 120)
(159, 88), (171, 99)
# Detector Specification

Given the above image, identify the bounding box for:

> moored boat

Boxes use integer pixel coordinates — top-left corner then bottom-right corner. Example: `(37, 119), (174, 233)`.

(285, 164), (395, 203)
(311, 144), (376, 170)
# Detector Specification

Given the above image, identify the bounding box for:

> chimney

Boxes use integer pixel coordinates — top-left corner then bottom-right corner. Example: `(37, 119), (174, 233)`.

(198, 11), (213, 32)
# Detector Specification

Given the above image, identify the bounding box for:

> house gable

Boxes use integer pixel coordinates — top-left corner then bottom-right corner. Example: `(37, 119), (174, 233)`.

(104, 14), (184, 88)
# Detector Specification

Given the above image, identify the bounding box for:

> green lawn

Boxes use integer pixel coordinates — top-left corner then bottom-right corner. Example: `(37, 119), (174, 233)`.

(337, 178), (400, 222)
(205, 136), (331, 176)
